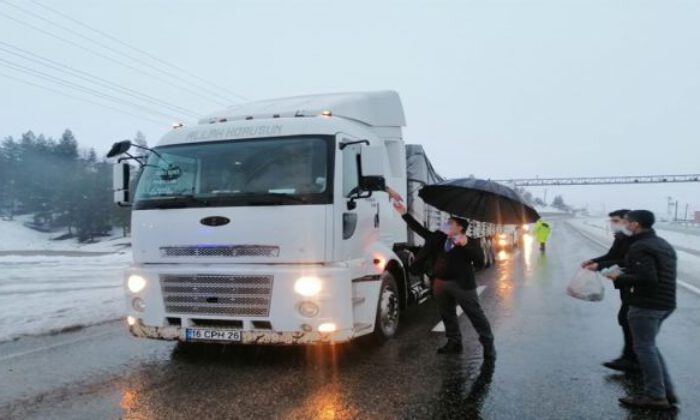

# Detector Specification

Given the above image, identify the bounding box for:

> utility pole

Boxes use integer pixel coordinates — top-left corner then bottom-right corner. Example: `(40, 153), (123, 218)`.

(674, 200), (679, 222)
(685, 203), (689, 221)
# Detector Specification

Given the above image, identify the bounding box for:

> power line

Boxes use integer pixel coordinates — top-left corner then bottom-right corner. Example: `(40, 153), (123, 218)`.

(0, 41), (200, 119)
(2, 0), (243, 104)
(0, 57), (183, 121)
(0, 70), (169, 126)
(0, 8), (230, 107)
(29, 0), (248, 102)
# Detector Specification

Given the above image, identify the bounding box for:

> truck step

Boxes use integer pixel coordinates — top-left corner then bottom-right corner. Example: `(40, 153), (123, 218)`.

(352, 297), (366, 305)
(353, 322), (372, 333)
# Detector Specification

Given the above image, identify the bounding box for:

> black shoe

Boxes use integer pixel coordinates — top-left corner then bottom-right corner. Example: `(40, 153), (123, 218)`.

(667, 393), (680, 405)
(437, 341), (463, 354)
(619, 396), (672, 410)
(603, 358), (640, 372)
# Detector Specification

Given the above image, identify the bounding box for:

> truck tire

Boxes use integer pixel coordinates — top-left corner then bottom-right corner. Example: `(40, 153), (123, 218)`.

(373, 271), (401, 342)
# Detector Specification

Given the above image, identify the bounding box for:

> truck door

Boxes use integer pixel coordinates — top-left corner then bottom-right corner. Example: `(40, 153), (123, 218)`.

(338, 139), (380, 262)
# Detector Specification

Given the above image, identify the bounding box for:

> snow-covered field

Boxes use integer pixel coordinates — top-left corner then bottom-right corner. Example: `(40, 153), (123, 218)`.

(568, 217), (700, 292)
(0, 216), (130, 253)
(0, 218), (131, 342)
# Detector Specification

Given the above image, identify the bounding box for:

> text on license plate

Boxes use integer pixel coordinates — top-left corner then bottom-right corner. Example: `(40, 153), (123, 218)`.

(185, 328), (242, 342)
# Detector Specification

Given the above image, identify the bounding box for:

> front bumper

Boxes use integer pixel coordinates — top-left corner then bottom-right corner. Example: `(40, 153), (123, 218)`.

(129, 322), (352, 345)
(124, 262), (374, 345)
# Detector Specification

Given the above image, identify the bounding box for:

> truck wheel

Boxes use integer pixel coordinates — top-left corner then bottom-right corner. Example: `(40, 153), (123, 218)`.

(373, 272), (400, 342)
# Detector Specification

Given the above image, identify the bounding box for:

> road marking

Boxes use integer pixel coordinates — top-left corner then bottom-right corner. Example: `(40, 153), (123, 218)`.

(0, 328), (115, 363)
(566, 221), (700, 297)
(432, 285), (487, 333)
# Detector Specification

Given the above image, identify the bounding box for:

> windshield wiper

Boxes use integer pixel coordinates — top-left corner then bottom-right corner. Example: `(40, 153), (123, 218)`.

(147, 194), (210, 208)
(243, 192), (309, 205)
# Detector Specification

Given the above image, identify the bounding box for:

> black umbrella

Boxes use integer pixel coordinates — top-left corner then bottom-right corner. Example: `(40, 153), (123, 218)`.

(418, 178), (540, 224)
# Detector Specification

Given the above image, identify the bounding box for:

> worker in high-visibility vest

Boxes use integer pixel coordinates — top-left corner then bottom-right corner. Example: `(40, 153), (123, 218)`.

(533, 219), (552, 253)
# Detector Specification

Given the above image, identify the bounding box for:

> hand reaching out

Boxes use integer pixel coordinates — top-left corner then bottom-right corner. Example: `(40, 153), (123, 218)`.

(392, 199), (407, 215)
(385, 186), (403, 202)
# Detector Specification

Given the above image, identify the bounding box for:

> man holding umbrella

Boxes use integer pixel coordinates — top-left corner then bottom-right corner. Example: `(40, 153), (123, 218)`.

(387, 187), (496, 358)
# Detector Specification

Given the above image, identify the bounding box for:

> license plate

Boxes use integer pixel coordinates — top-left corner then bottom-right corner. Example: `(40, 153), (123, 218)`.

(185, 328), (242, 342)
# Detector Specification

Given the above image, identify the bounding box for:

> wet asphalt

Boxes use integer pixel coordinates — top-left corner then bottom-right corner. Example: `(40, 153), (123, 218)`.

(1, 220), (698, 419)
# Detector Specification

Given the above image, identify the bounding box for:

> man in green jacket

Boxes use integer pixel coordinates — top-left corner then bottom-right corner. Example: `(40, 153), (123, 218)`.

(533, 219), (551, 253)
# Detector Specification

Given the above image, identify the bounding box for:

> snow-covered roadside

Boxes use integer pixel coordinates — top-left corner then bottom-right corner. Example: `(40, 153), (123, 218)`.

(568, 217), (700, 293)
(0, 216), (130, 253)
(0, 251), (130, 343)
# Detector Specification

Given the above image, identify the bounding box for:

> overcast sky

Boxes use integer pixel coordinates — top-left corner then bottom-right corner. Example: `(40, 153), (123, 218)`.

(1, 0), (699, 217)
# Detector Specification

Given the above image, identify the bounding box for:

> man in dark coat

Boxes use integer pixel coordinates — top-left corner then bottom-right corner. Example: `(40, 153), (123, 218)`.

(388, 189), (495, 358)
(604, 210), (678, 410)
(581, 209), (638, 371)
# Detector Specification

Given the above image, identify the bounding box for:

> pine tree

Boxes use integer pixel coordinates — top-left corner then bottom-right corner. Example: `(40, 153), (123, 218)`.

(133, 131), (148, 148)
(55, 129), (79, 160)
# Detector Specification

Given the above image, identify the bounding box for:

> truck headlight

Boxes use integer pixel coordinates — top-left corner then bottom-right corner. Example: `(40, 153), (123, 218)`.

(127, 275), (147, 293)
(294, 276), (322, 296)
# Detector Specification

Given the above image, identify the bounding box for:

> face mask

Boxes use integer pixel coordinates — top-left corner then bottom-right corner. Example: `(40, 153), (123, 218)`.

(610, 223), (623, 233)
(621, 227), (634, 237)
(440, 221), (452, 236)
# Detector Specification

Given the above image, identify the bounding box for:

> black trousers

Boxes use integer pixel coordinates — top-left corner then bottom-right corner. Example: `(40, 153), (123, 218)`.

(618, 303), (637, 362)
(433, 279), (494, 350)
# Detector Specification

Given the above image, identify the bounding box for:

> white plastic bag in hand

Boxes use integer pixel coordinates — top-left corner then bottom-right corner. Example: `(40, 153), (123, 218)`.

(566, 268), (605, 302)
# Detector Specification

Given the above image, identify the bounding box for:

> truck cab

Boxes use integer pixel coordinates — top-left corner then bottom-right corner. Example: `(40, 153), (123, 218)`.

(113, 91), (439, 345)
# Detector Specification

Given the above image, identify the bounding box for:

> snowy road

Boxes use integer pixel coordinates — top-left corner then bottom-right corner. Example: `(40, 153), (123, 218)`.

(1, 220), (699, 419)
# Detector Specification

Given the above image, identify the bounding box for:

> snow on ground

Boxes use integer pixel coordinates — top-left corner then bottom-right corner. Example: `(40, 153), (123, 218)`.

(0, 217), (132, 342)
(568, 217), (700, 291)
(0, 253), (130, 343)
(0, 216), (130, 253)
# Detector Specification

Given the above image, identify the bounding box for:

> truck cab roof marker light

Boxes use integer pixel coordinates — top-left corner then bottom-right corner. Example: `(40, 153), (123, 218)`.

(320, 110), (332, 117)
(171, 122), (184, 129)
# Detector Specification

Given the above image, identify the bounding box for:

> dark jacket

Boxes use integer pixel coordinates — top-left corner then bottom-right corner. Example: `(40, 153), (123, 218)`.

(593, 232), (634, 301)
(615, 230), (677, 311)
(402, 213), (484, 290)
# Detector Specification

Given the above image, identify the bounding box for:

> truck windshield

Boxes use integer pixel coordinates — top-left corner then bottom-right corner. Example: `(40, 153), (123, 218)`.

(133, 135), (334, 209)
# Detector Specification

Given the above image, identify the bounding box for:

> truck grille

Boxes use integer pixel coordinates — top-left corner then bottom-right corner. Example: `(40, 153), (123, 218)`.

(160, 245), (279, 258)
(160, 274), (273, 317)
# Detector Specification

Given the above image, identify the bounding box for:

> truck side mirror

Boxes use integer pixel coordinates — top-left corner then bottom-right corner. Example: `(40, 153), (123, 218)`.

(113, 162), (131, 206)
(106, 140), (132, 158)
(358, 145), (386, 191)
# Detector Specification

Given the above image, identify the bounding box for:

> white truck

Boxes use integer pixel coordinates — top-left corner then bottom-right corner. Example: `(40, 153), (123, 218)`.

(111, 91), (501, 345)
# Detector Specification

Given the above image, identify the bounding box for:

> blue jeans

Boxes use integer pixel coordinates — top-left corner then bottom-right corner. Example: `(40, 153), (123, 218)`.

(627, 306), (675, 399)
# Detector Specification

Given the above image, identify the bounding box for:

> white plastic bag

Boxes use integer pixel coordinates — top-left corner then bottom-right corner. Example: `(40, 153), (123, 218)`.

(566, 269), (605, 302)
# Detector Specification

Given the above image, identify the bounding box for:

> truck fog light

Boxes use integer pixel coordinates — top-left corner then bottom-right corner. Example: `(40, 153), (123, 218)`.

(294, 276), (322, 296)
(298, 301), (319, 317)
(132, 297), (146, 312)
(301, 323), (313, 332)
(127, 275), (147, 293)
(318, 322), (337, 333)
(127, 316), (137, 326)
